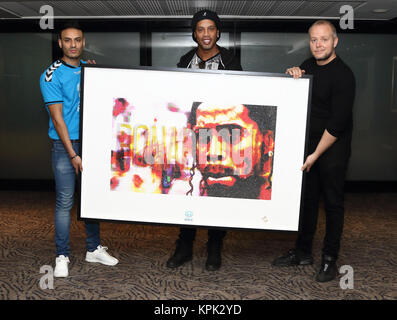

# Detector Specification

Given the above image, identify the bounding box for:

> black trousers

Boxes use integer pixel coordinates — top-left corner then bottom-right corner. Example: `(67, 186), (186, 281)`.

(296, 133), (351, 259)
(178, 227), (226, 243)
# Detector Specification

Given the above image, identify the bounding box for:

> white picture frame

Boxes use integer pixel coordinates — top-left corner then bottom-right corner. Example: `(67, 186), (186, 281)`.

(79, 65), (312, 232)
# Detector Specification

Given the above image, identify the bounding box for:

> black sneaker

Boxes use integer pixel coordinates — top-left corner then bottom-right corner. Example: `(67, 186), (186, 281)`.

(316, 255), (338, 282)
(166, 240), (193, 269)
(205, 240), (222, 271)
(272, 248), (313, 267)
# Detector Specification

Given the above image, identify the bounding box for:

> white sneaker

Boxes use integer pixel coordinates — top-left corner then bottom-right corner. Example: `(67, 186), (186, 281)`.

(85, 245), (119, 266)
(54, 255), (69, 277)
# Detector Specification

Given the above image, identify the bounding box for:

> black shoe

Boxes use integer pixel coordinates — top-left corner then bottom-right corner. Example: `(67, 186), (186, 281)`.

(166, 240), (193, 269)
(272, 248), (313, 267)
(316, 255), (338, 282)
(205, 240), (222, 271)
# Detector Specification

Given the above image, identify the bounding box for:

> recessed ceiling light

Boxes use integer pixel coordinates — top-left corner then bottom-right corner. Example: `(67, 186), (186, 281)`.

(372, 9), (390, 13)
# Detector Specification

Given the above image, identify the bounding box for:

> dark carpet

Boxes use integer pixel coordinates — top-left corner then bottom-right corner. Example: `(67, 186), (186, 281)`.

(0, 191), (396, 300)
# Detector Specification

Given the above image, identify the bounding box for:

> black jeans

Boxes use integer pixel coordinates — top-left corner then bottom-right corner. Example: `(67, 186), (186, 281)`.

(296, 133), (351, 259)
(178, 227), (226, 243)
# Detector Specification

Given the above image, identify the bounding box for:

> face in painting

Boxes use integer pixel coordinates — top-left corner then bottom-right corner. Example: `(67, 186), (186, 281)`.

(194, 103), (265, 198)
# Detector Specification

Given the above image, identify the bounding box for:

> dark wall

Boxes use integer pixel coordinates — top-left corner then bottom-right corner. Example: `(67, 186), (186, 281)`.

(1, 18), (397, 187)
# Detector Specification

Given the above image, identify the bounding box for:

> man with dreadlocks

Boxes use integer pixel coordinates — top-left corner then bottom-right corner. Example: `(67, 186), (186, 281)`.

(166, 9), (242, 271)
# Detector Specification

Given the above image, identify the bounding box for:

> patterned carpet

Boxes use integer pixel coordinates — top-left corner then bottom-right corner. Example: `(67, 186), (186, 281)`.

(0, 191), (396, 300)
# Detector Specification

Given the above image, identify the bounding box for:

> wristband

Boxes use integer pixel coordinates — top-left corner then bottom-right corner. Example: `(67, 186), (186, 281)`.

(70, 154), (78, 160)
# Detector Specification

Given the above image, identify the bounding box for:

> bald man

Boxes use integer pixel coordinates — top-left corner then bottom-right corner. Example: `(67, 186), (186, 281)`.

(272, 20), (355, 283)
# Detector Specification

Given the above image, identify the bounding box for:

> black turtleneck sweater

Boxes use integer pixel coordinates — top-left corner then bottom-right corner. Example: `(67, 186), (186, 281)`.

(300, 56), (355, 141)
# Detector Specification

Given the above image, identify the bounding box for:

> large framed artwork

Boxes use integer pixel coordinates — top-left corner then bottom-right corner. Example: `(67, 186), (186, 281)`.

(79, 66), (312, 232)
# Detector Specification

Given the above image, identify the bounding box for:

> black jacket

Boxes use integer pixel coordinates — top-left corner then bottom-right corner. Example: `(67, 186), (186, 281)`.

(177, 46), (242, 71)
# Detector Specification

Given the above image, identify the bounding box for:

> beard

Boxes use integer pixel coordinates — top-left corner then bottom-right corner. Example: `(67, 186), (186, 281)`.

(198, 41), (216, 52)
(64, 53), (80, 60)
(314, 50), (333, 62)
(203, 174), (263, 199)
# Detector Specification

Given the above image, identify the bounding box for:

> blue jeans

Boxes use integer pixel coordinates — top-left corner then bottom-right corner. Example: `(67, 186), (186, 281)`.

(52, 140), (100, 257)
